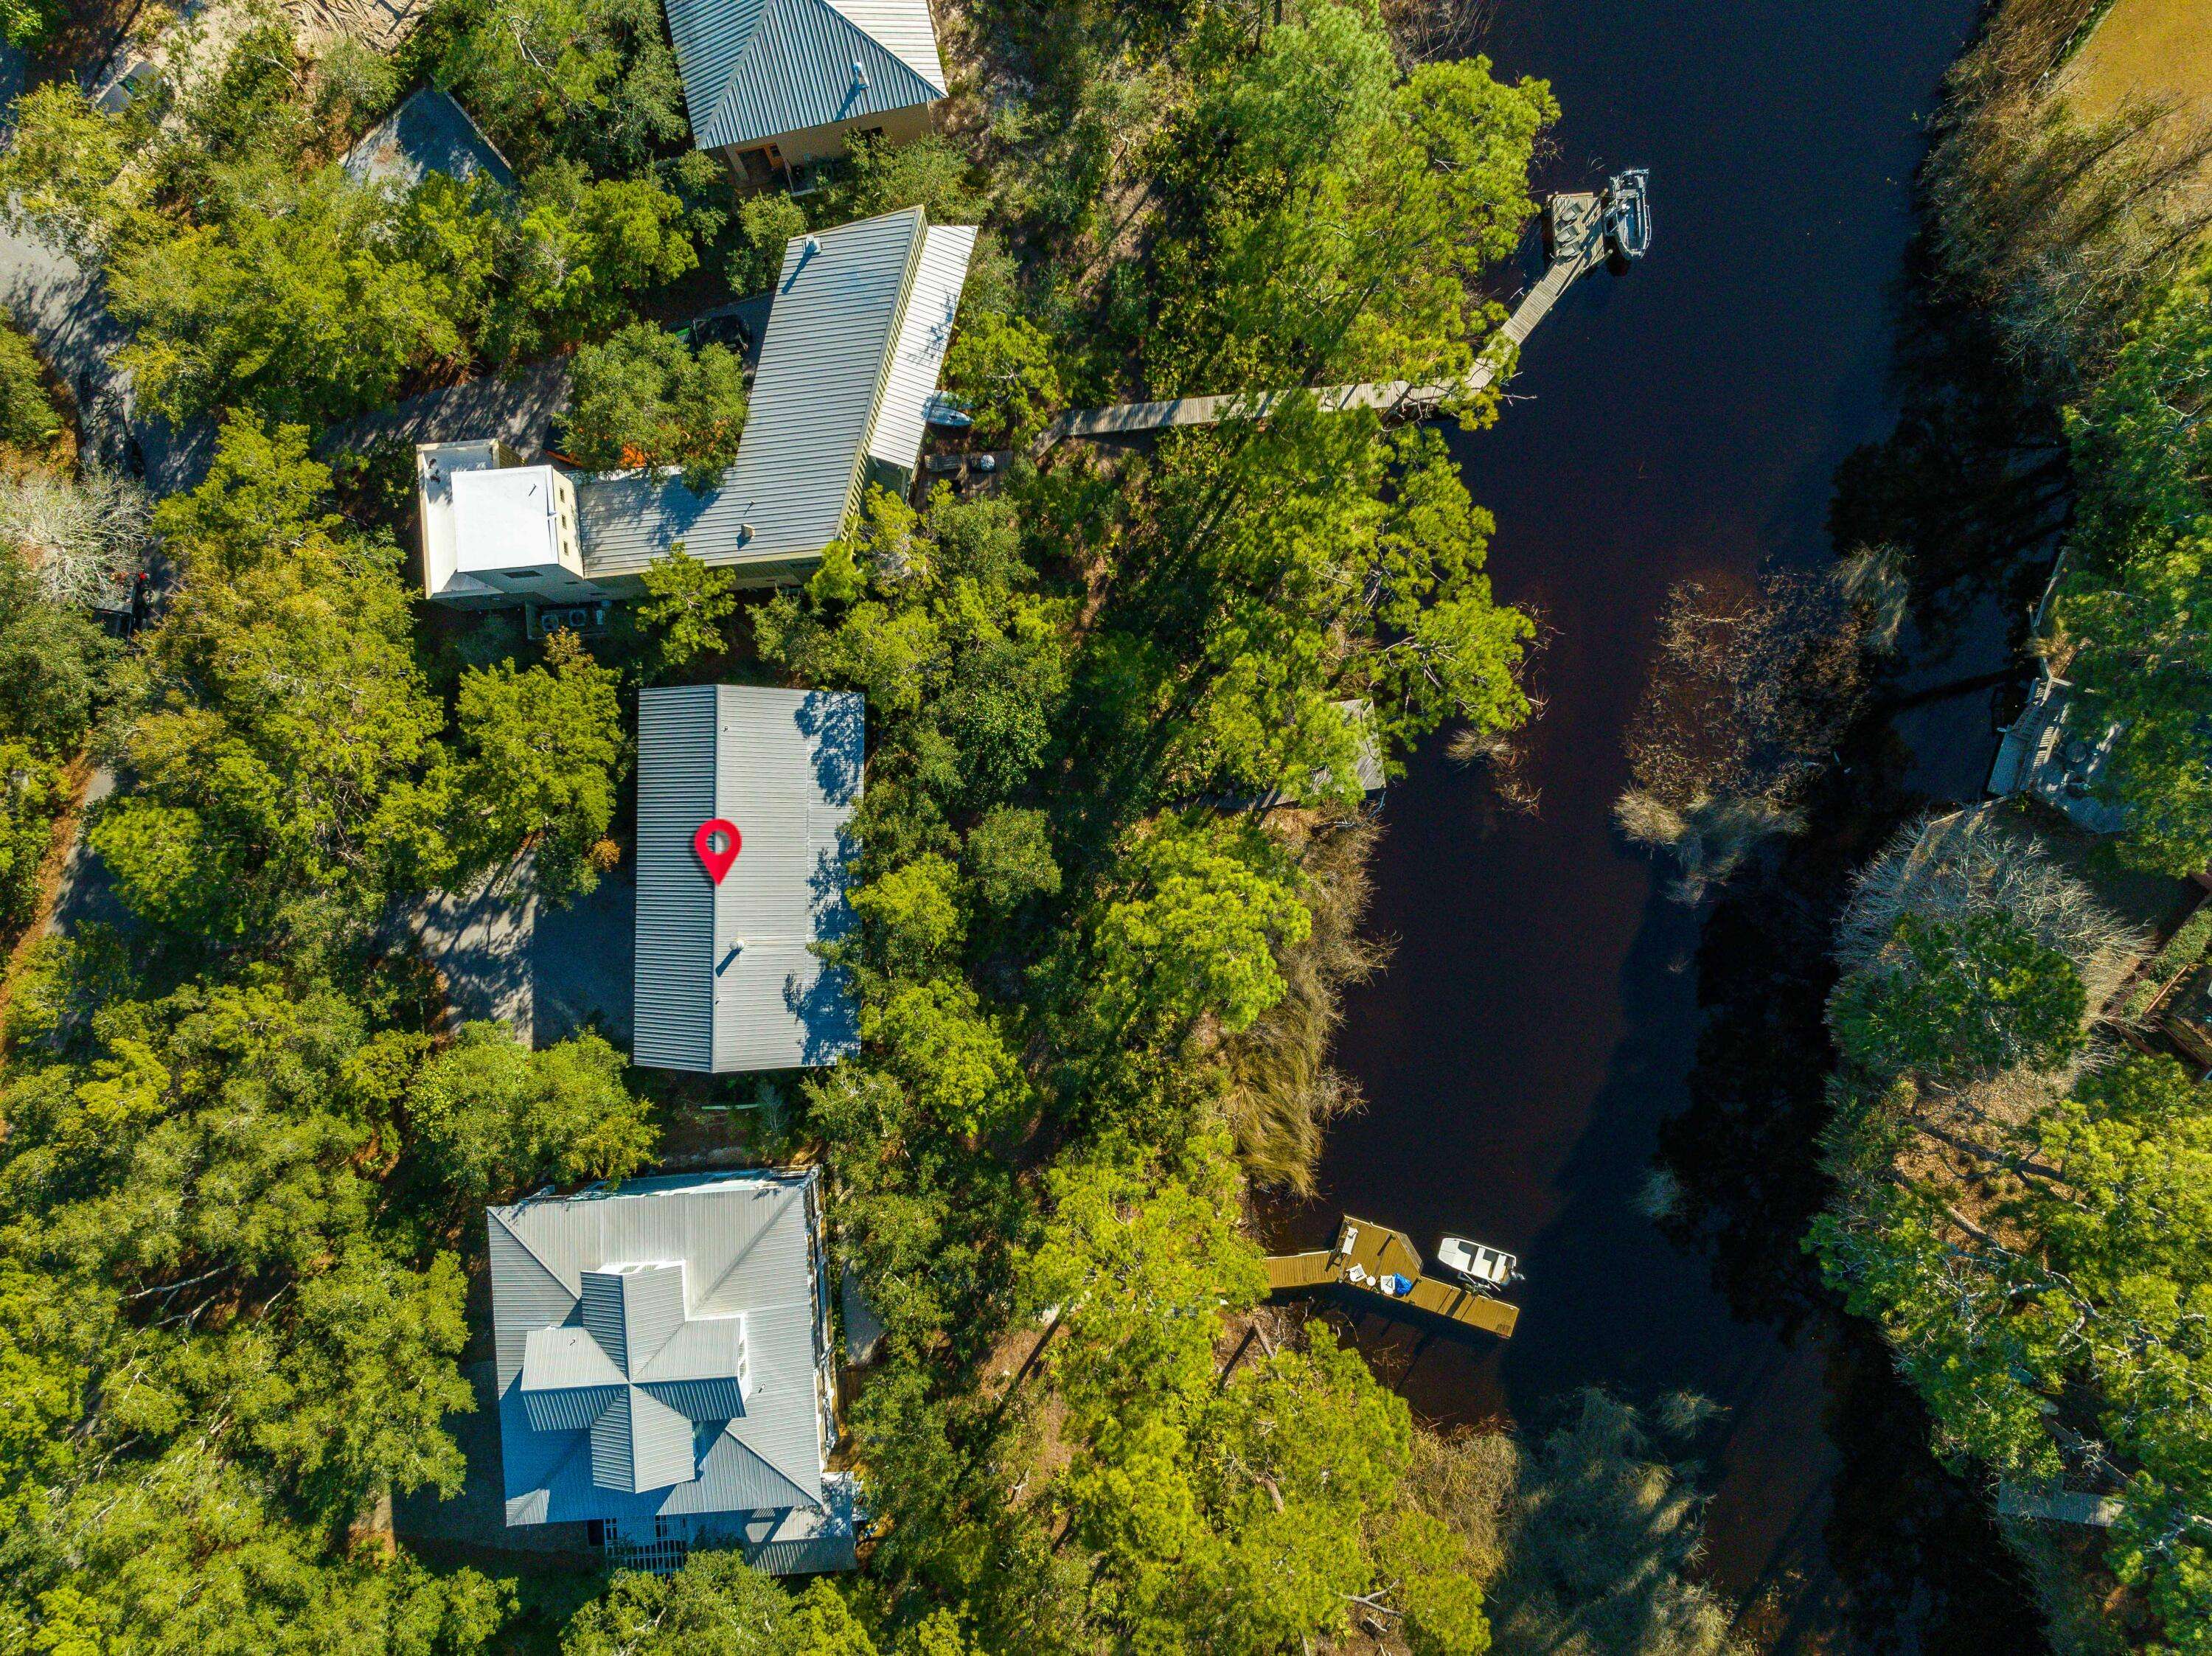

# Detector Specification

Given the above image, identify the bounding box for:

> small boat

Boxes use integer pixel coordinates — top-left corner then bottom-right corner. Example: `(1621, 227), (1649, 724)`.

(1436, 1235), (1520, 1292)
(922, 392), (975, 429)
(1603, 168), (1652, 260)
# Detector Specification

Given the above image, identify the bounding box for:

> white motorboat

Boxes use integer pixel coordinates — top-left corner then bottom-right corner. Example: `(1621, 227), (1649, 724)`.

(1436, 1235), (1520, 1292)
(1604, 168), (1652, 260)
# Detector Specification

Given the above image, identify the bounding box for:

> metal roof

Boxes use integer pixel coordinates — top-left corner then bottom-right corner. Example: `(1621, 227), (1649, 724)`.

(341, 87), (515, 192)
(489, 1169), (842, 1540)
(577, 208), (946, 582)
(869, 223), (974, 475)
(633, 684), (863, 1073)
(667, 0), (945, 154)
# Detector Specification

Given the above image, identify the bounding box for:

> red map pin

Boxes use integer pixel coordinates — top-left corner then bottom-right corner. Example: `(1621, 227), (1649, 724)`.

(693, 819), (742, 885)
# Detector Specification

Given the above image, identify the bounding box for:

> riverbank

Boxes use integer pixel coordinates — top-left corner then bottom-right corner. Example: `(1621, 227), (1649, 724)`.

(1287, 0), (2095, 1650)
(1789, 0), (2212, 1649)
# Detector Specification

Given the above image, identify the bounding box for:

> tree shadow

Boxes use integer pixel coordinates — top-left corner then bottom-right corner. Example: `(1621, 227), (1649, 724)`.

(1827, 231), (2074, 661)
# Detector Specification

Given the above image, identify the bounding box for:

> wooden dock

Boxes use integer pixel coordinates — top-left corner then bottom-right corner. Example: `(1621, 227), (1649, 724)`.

(1264, 1215), (1519, 1339)
(1037, 192), (1609, 451)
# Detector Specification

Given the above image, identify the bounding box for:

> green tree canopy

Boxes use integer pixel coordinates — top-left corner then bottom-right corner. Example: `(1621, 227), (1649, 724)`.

(942, 313), (1063, 447)
(0, 967), (501, 1649)
(453, 629), (626, 901)
(0, 540), (116, 756)
(729, 194), (809, 294)
(1004, 1141), (1484, 1653)
(4, 52), (703, 434)
(1092, 818), (1312, 1039)
(0, 312), (60, 453)
(437, 0), (689, 175)
(962, 807), (1061, 914)
(407, 1022), (657, 1208)
(0, 742), (65, 932)
(2053, 251), (2212, 872)
(560, 321), (748, 492)
(1828, 911), (2087, 1085)
(110, 166), (462, 428)
(637, 543), (740, 672)
(1150, 4), (1554, 393)
(560, 1551), (791, 1656)
(91, 417), (455, 947)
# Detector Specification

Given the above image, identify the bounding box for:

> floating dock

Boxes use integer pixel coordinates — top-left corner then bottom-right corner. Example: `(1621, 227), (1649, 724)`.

(1036, 192), (1610, 451)
(1265, 1215), (1519, 1339)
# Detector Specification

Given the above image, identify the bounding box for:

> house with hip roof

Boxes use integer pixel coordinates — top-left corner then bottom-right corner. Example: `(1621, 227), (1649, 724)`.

(488, 1167), (856, 1573)
(414, 206), (974, 610)
(662, 0), (948, 188)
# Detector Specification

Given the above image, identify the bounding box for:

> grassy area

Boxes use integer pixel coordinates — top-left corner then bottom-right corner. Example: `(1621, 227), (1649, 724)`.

(2058, 0), (2212, 233)
(2062, 0), (2212, 125)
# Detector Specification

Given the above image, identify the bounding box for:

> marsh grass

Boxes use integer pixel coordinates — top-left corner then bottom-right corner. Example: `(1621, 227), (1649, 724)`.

(1925, 0), (2212, 392)
(1221, 810), (1386, 1193)
(1614, 568), (1875, 905)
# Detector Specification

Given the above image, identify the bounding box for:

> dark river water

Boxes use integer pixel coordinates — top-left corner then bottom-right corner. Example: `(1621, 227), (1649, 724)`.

(1283, 2), (2061, 1651)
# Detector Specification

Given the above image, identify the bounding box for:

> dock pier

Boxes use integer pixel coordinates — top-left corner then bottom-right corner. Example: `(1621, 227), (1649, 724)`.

(1265, 1215), (1520, 1340)
(1036, 192), (1608, 451)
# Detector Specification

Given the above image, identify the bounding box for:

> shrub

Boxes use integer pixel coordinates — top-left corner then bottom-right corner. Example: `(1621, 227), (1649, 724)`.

(0, 316), (60, 453)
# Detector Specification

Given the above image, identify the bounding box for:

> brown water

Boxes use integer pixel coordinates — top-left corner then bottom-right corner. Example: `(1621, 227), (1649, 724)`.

(1291, 2), (2060, 1649)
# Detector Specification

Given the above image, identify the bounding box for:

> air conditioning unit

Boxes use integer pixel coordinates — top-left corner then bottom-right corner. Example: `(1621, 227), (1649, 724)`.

(526, 602), (611, 640)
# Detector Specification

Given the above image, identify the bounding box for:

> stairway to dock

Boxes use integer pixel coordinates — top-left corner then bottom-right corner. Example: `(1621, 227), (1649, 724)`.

(1037, 192), (1607, 451)
(1265, 1214), (1520, 1339)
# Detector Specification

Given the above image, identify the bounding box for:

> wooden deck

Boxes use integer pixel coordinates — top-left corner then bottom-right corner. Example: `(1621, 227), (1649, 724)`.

(1264, 1215), (1519, 1339)
(1037, 192), (1610, 451)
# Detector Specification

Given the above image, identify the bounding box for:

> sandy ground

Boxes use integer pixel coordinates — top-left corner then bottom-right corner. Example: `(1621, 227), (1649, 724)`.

(283, 0), (435, 55)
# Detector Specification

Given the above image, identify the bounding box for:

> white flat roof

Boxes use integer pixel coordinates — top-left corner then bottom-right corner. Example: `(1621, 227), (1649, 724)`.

(453, 466), (566, 573)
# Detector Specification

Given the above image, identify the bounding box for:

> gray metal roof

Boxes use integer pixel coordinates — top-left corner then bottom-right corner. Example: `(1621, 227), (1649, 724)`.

(489, 1169), (838, 1534)
(634, 685), (863, 1073)
(341, 88), (515, 192)
(869, 223), (974, 474)
(577, 207), (946, 582)
(667, 0), (945, 154)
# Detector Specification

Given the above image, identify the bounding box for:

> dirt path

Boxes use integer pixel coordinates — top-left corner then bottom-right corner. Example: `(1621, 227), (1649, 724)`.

(0, 756), (108, 1037)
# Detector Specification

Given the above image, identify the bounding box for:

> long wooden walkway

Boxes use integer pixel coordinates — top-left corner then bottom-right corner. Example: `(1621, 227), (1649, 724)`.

(1265, 1215), (1519, 1339)
(1036, 192), (1607, 450)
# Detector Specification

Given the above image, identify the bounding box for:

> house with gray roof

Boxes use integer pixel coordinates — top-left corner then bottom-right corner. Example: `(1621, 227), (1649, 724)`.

(416, 206), (974, 609)
(633, 684), (863, 1074)
(489, 1168), (856, 1573)
(342, 87), (515, 193)
(664, 0), (947, 185)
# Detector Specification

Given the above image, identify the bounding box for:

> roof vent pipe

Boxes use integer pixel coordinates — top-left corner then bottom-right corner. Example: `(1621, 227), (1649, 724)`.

(851, 60), (868, 91)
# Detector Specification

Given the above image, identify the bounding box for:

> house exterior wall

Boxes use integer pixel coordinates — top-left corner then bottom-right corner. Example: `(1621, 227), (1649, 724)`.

(714, 99), (934, 179)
